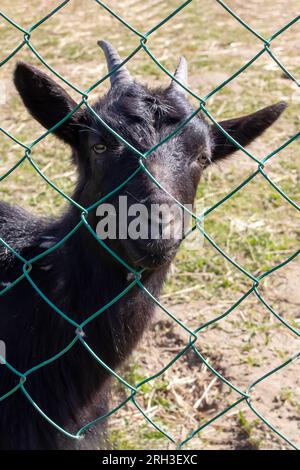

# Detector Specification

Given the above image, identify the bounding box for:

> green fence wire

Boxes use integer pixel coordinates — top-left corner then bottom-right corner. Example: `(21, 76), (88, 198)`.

(0, 0), (299, 450)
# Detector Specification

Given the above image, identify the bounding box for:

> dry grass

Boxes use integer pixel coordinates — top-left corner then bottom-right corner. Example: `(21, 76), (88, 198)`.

(1, 0), (300, 450)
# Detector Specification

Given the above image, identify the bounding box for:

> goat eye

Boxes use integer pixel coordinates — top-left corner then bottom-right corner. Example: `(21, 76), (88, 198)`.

(93, 144), (107, 154)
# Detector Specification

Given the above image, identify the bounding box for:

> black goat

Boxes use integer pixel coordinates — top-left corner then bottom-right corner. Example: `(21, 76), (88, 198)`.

(0, 41), (286, 449)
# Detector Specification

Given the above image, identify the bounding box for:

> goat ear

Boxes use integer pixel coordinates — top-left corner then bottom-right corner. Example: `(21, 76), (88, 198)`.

(210, 102), (287, 162)
(14, 62), (78, 146)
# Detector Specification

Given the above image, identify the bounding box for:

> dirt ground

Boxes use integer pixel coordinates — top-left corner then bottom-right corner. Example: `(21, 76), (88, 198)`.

(109, 260), (300, 450)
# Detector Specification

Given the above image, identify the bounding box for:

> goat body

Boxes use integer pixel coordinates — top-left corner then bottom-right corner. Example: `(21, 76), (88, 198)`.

(0, 200), (168, 449)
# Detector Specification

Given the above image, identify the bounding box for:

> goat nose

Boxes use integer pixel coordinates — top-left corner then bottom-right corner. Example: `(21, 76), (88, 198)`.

(148, 202), (184, 241)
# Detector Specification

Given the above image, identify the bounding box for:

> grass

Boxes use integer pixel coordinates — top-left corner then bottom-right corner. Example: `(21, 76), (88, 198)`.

(236, 411), (263, 449)
(1, 0), (299, 451)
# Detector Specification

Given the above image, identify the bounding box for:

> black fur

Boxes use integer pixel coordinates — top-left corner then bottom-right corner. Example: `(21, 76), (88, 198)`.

(0, 56), (286, 449)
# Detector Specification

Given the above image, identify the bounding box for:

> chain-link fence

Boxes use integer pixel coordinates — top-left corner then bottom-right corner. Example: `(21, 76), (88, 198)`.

(0, 0), (299, 450)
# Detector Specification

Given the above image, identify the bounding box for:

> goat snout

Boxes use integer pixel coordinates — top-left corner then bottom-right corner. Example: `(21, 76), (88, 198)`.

(120, 196), (185, 268)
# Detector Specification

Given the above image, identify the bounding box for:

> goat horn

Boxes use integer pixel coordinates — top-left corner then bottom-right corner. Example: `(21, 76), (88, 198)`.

(171, 56), (188, 95)
(98, 40), (132, 87)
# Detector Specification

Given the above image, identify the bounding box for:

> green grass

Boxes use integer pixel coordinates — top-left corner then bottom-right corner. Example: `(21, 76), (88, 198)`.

(236, 411), (264, 449)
